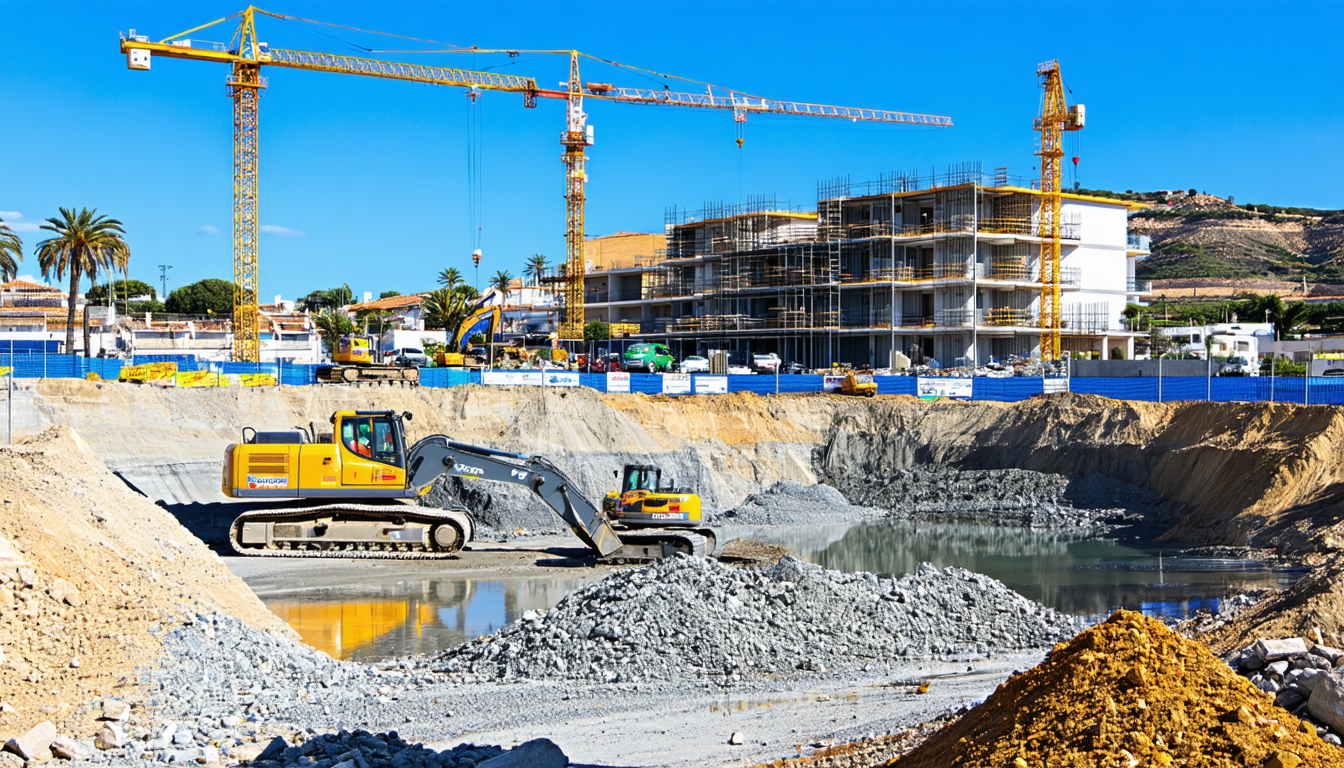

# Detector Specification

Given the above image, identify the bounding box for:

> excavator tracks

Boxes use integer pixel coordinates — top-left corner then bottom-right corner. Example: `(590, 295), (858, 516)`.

(602, 529), (714, 563)
(229, 503), (473, 559)
(316, 366), (420, 385)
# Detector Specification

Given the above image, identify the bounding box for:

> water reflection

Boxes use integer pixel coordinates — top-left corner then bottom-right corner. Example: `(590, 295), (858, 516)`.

(733, 520), (1298, 619)
(265, 575), (595, 661)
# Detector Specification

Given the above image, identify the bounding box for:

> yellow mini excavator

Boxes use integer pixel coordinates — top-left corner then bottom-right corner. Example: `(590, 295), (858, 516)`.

(603, 464), (707, 530)
(222, 410), (716, 561)
(436, 306), (501, 368)
(317, 335), (419, 384)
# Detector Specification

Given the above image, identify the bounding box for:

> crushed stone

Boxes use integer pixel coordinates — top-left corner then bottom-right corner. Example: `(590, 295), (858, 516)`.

(436, 555), (1079, 684)
(716, 481), (885, 525)
(892, 610), (1344, 768)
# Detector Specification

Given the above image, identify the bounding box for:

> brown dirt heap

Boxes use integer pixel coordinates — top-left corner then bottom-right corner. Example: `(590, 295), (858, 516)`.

(0, 427), (288, 741)
(893, 610), (1344, 768)
(1200, 554), (1344, 656)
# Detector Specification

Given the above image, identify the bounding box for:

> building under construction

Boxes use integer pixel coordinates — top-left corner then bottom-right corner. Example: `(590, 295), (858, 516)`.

(582, 162), (1152, 368)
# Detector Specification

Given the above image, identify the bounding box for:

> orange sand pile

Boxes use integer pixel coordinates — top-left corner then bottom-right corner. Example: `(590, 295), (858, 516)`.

(893, 611), (1344, 768)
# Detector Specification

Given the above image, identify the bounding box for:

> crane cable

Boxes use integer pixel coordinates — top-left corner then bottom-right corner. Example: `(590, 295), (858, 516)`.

(467, 87), (484, 271)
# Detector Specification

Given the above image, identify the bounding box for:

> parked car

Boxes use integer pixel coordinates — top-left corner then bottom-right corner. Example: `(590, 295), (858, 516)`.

(727, 365), (753, 375)
(680, 355), (710, 373)
(385, 347), (429, 367)
(623, 343), (675, 373)
(1218, 355), (1259, 377)
(750, 352), (781, 374)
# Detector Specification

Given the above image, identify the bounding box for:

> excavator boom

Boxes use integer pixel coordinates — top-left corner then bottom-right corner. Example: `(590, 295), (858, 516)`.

(406, 436), (713, 561)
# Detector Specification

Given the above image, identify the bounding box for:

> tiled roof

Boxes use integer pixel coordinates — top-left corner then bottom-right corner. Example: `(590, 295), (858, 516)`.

(348, 293), (426, 312)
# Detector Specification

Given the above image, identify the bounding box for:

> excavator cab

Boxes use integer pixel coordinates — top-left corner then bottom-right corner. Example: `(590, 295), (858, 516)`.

(603, 463), (703, 527)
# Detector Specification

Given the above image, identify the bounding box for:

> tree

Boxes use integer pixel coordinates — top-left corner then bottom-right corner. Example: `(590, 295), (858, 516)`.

(583, 320), (610, 342)
(436, 267), (463, 291)
(35, 207), (130, 354)
(298, 285), (354, 313)
(313, 308), (355, 354)
(0, 216), (23, 282)
(526, 254), (548, 287)
(451, 284), (480, 302)
(87, 279), (156, 304)
(164, 278), (234, 315)
(421, 288), (473, 339)
(491, 270), (514, 303)
(379, 290), (402, 299)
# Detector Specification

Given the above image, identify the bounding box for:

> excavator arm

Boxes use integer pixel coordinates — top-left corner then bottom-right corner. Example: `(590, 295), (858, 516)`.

(406, 436), (624, 556)
(405, 436), (711, 560)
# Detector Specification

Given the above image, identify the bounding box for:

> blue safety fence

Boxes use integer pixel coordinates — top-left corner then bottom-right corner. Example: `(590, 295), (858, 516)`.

(6, 352), (1344, 405)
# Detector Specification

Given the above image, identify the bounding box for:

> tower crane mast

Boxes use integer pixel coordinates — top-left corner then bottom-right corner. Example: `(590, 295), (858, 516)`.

(121, 7), (953, 356)
(1034, 60), (1084, 362)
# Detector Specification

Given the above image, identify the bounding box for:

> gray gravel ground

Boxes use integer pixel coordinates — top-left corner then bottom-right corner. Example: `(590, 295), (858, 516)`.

(436, 556), (1080, 684)
(714, 481), (885, 526)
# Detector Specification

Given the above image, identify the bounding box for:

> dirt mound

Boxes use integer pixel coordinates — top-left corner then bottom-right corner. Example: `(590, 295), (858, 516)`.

(1200, 555), (1344, 655)
(0, 428), (287, 740)
(893, 611), (1344, 768)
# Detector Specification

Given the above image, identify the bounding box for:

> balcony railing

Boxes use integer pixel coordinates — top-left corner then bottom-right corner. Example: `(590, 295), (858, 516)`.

(828, 215), (1081, 242)
(1127, 278), (1153, 294)
(1127, 234), (1151, 252)
(979, 308), (1035, 327)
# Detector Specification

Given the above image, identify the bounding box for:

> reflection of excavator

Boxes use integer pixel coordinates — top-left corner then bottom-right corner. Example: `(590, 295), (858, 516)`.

(317, 335), (420, 384)
(222, 409), (716, 560)
(436, 306), (501, 368)
(603, 464), (705, 528)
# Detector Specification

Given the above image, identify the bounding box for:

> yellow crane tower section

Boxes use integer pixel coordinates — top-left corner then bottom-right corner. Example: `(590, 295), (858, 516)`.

(120, 7), (540, 362)
(1033, 60), (1084, 362)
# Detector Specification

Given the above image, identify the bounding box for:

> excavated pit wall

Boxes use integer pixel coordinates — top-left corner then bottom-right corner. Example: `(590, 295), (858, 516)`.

(21, 380), (1344, 554)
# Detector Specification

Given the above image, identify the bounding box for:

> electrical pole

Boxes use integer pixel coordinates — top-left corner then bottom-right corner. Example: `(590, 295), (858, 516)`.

(158, 264), (173, 301)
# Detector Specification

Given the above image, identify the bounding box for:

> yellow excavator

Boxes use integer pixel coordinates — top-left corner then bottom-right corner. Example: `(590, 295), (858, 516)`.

(436, 305), (501, 368)
(222, 409), (716, 561)
(317, 335), (419, 384)
(603, 464), (705, 528)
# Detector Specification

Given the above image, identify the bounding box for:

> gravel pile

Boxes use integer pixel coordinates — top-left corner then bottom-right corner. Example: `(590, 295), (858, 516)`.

(246, 731), (564, 768)
(716, 481), (885, 525)
(437, 555), (1079, 684)
(832, 466), (1162, 530)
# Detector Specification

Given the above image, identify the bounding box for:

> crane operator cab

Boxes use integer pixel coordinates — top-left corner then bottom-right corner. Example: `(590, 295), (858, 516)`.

(603, 463), (703, 527)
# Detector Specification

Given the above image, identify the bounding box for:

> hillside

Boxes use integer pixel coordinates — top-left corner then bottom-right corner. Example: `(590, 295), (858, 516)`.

(1125, 193), (1344, 281)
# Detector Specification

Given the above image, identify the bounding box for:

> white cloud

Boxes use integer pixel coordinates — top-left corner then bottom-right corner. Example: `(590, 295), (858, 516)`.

(192, 224), (220, 236)
(260, 224), (306, 238)
(0, 211), (40, 232)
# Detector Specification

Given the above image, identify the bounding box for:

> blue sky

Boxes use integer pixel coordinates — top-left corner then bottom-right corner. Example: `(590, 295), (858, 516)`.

(1, 1), (1340, 302)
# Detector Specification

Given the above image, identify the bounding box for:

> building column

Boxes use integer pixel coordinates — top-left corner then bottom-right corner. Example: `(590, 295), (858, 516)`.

(1100, 336), (1110, 360)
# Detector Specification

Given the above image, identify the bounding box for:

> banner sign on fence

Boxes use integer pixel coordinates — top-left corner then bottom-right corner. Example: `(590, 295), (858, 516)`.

(119, 362), (177, 382)
(543, 371), (580, 387)
(1043, 378), (1070, 394)
(232, 373), (276, 387)
(823, 375), (847, 392)
(0, 367), (10, 377)
(916, 377), (973, 400)
(176, 371), (227, 388)
(662, 373), (692, 395)
(482, 370), (543, 387)
(606, 371), (630, 393)
(695, 376), (728, 394)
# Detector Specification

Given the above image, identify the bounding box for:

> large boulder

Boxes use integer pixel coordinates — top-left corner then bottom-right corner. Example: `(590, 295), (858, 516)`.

(1307, 669), (1344, 733)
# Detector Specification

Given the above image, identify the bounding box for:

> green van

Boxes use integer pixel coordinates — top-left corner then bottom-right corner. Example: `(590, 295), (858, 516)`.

(623, 343), (675, 373)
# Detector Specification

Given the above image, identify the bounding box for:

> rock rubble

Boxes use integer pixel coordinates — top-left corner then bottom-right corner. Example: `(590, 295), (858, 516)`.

(437, 556), (1079, 684)
(1229, 637), (1344, 746)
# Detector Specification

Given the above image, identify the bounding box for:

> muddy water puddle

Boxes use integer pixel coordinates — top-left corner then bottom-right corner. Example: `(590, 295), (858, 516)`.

(253, 522), (1297, 661)
(261, 574), (596, 661)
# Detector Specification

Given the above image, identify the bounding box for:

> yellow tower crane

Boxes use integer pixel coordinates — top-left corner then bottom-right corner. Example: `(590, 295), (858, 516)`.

(121, 7), (954, 355)
(1033, 60), (1084, 362)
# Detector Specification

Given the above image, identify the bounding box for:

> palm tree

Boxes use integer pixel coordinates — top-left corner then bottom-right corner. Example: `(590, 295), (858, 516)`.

(0, 217), (23, 283)
(437, 267), (463, 291)
(313, 308), (355, 354)
(35, 208), (129, 354)
(492, 270), (514, 305)
(421, 288), (473, 341)
(525, 254), (548, 287)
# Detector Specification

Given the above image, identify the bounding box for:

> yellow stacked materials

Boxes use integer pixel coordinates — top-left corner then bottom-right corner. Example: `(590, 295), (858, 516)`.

(118, 362), (178, 382)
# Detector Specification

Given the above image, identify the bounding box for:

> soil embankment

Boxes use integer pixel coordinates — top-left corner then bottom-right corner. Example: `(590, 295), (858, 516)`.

(0, 428), (288, 737)
(22, 380), (1344, 554)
